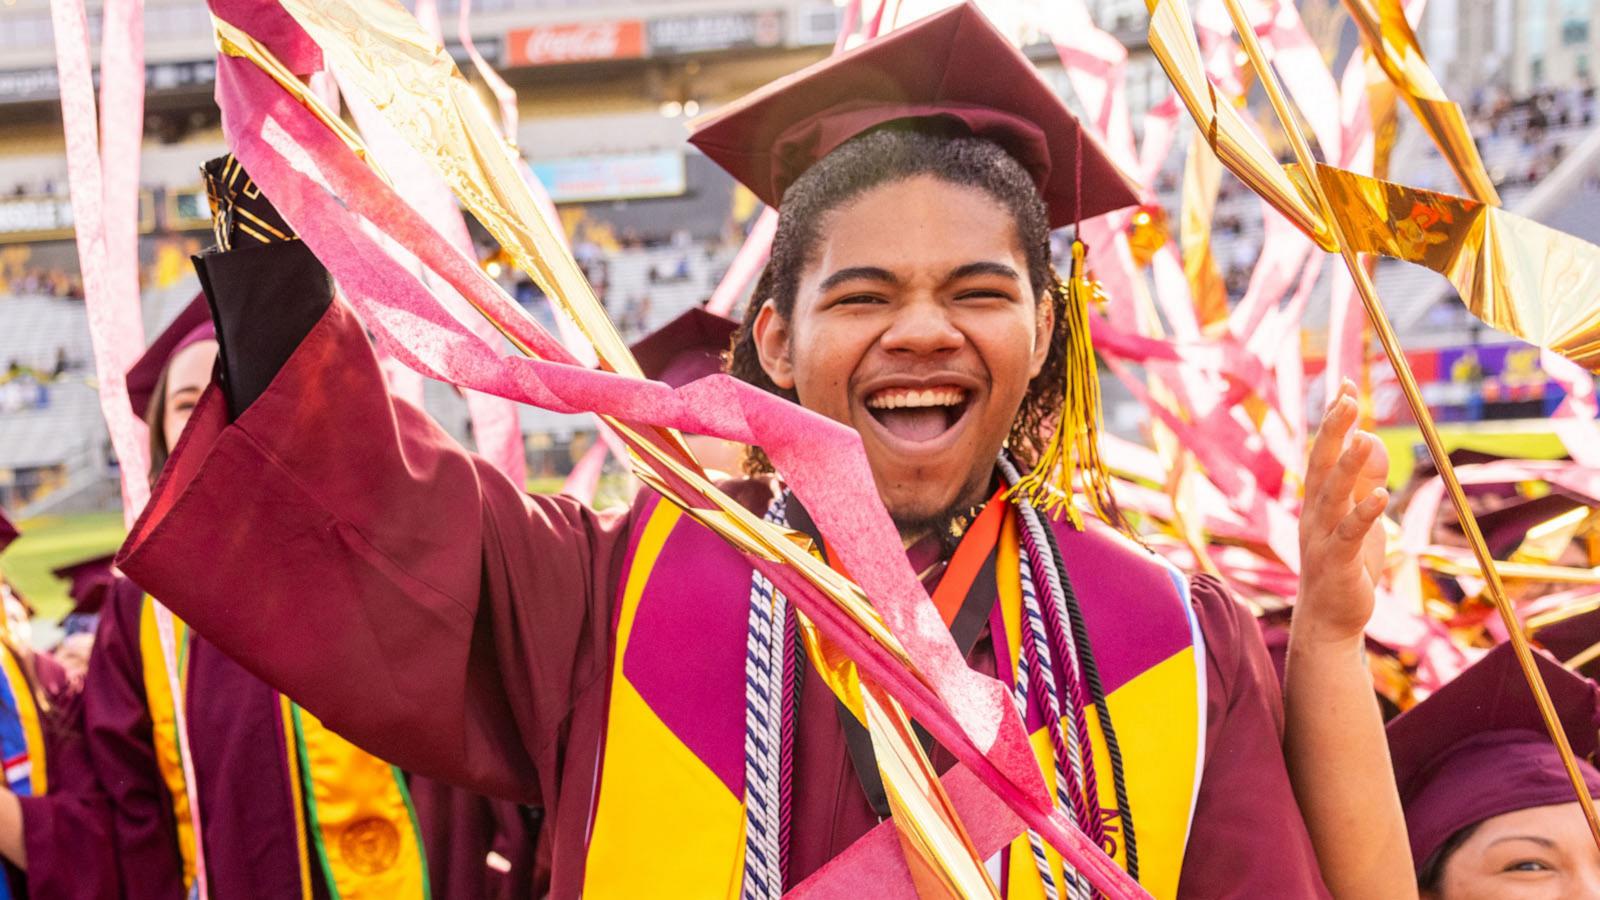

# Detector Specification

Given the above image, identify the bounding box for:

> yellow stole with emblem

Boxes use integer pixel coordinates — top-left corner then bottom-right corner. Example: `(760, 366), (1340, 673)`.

(138, 597), (430, 899)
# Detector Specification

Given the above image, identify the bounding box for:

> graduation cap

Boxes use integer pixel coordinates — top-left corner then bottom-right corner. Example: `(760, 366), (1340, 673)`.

(0, 507), (16, 557)
(628, 308), (737, 389)
(1474, 492), (1588, 558)
(125, 293), (215, 418)
(688, 2), (1139, 230)
(1388, 643), (1600, 868)
(1536, 608), (1600, 680)
(52, 552), (116, 620)
(690, 3), (1134, 527)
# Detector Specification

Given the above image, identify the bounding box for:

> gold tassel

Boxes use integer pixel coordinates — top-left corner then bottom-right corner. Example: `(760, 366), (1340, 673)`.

(1007, 239), (1120, 532)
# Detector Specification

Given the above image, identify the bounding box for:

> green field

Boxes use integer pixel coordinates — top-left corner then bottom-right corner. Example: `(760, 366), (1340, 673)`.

(0, 512), (127, 622)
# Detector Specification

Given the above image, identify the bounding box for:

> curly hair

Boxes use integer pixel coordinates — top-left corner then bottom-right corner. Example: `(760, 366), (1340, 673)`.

(725, 126), (1072, 475)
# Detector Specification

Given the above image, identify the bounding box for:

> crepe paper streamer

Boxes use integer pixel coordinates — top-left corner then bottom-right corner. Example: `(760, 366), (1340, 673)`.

(1542, 350), (1600, 468)
(1338, 0), (1499, 205)
(1138, 94), (1182, 190)
(1260, 0), (1342, 166)
(705, 208), (778, 317)
(209, 0), (320, 74)
(791, 762), (1025, 899)
(336, 71), (529, 487)
(214, 53), (1150, 896)
(458, 0), (516, 140)
(560, 441), (608, 504)
(50, 0), (151, 525)
(1045, 0), (1139, 178)
(1227, 198), (1318, 341)
(54, 6), (212, 897)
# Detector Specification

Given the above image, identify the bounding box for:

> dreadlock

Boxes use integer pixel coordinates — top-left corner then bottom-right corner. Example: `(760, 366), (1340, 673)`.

(725, 126), (1073, 476)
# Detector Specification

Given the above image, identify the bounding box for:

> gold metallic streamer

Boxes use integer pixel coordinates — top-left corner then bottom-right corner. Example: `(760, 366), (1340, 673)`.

(1338, 0), (1501, 204)
(1244, 0), (1600, 849)
(1144, 0), (1332, 248)
(1180, 138), (1229, 328)
(1142, 0), (1600, 374)
(1308, 164), (1600, 371)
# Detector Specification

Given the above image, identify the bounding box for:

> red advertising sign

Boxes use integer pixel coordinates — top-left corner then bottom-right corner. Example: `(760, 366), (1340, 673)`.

(505, 20), (645, 67)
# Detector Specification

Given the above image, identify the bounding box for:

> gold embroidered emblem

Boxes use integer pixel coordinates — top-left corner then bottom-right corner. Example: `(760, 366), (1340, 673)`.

(339, 817), (401, 874)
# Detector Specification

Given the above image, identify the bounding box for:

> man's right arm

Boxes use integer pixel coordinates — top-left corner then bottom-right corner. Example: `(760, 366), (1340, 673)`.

(118, 160), (625, 801)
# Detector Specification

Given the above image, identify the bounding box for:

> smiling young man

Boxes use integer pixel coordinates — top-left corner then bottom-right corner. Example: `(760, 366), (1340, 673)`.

(120, 5), (1341, 897)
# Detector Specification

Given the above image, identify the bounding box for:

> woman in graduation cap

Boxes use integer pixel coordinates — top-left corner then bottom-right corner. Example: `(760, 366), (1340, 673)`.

(0, 510), (117, 899)
(116, 4), (1394, 896)
(1389, 643), (1600, 897)
(83, 299), (451, 899)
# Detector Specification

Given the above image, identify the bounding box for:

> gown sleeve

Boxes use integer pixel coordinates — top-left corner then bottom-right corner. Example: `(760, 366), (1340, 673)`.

(80, 580), (186, 899)
(14, 652), (119, 900)
(1176, 574), (1332, 898)
(118, 241), (632, 803)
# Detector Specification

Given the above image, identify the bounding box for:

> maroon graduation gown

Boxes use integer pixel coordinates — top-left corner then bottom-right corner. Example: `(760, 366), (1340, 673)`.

(9, 649), (117, 900)
(119, 242), (1328, 897)
(85, 576), (538, 899)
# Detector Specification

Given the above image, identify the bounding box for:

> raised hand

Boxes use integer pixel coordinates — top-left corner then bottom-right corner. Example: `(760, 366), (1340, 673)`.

(1284, 379), (1417, 900)
(1298, 378), (1391, 644)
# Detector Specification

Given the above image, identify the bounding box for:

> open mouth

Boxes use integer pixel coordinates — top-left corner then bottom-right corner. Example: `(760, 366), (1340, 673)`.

(863, 385), (973, 444)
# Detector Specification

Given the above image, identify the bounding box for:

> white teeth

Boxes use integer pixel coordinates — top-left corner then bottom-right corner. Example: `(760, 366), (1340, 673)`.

(865, 387), (967, 409)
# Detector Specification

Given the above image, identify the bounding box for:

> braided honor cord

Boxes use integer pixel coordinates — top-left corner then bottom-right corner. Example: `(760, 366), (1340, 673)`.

(741, 494), (793, 899)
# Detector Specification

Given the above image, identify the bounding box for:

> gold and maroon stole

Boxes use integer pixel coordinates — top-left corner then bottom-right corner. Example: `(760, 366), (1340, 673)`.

(584, 487), (1205, 897)
(138, 597), (430, 899)
(990, 508), (1205, 899)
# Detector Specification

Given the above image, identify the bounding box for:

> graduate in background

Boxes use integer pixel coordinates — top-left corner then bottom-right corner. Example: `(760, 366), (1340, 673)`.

(84, 297), (432, 899)
(116, 5), (1394, 895)
(50, 553), (116, 683)
(628, 306), (744, 478)
(1390, 643), (1600, 898)
(0, 509), (117, 899)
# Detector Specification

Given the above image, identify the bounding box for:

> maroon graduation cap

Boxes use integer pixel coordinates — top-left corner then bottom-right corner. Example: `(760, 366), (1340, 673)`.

(629, 308), (738, 389)
(0, 507), (17, 557)
(1474, 492), (1588, 558)
(125, 293), (215, 418)
(689, 2), (1139, 229)
(52, 552), (118, 620)
(1537, 608), (1600, 680)
(1388, 643), (1600, 868)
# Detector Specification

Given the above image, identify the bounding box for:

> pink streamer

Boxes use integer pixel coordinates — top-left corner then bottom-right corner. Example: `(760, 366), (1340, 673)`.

(1261, 0), (1341, 164)
(456, 0), (518, 141)
(338, 72), (528, 487)
(705, 208), (778, 317)
(49, 0), (150, 523)
(560, 440), (608, 503)
(1542, 350), (1600, 467)
(216, 53), (1149, 894)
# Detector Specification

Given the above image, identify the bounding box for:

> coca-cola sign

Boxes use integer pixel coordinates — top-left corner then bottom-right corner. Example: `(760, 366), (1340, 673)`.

(506, 20), (645, 67)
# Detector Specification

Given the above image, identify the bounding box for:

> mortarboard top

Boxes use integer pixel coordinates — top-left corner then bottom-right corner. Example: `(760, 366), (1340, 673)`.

(0, 508), (16, 557)
(125, 293), (216, 418)
(1388, 643), (1600, 867)
(1536, 608), (1600, 680)
(1473, 492), (1587, 558)
(688, 2), (1140, 229)
(628, 308), (737, 389)
(51, 552), (118, 618)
